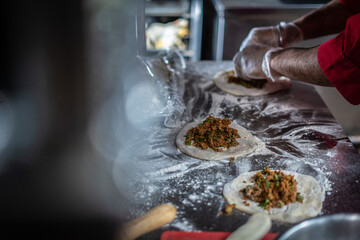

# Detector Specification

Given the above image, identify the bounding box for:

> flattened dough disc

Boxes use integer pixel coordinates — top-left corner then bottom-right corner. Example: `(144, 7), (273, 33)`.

(223, 170), (323, 224)
(175, 121), (258, 160)
(213, 70), (291, 96)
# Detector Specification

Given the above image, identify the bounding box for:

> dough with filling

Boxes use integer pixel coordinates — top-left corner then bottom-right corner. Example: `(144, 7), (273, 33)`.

(175, 120), (258, 160)
(213, 69), (291, 96)
(223, 170), (323, 224)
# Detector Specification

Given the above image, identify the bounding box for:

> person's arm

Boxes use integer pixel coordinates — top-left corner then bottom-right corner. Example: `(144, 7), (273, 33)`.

(234, 0), (357, 86)
(293, 0), (354, 40)
(269, 47), (332, 87)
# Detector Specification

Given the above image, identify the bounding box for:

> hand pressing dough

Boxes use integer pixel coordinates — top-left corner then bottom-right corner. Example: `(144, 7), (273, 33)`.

(213, 70), (291, 96)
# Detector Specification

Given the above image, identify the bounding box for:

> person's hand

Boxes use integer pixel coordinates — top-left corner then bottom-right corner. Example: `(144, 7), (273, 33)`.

(234, 22), (303, 82)
(233, 44), (276, 80)
(240, 22), (303, 51)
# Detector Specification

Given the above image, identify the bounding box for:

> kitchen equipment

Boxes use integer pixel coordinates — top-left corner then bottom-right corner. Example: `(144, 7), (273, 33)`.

(278, 214), (360, 240)
(118, 203), (177, 240)
(143, 0), (203, 61)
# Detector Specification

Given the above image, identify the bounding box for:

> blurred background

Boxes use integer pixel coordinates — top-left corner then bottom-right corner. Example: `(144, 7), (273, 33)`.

(1, 0), (359, 239)
(2, 0), (134, 239)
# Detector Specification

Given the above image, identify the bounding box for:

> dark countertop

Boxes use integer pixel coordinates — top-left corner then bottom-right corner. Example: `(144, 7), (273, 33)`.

(124, 61), (360, 239)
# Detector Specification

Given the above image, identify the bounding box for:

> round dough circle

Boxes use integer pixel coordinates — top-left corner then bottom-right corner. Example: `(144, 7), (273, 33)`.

(213, 70), (291, 96)
(223, 170), (323, 224)
(175, 120), (258, 160)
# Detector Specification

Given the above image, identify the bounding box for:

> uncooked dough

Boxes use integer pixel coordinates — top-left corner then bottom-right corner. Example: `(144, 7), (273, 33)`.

(223, 170), (323, 224)
(175, 120), (258, 160)
(213, 69), (291, 96)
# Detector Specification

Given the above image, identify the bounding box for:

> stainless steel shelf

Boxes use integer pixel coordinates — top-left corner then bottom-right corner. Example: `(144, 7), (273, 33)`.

(145, 0), (190, 17)
(144, 0), (203, 61)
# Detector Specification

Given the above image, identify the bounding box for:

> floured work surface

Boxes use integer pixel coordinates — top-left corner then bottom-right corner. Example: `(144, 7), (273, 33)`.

(121, 61), (360, 239)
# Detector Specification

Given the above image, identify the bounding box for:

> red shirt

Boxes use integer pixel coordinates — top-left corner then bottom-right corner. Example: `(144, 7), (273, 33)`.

(317, 0), (360, 105)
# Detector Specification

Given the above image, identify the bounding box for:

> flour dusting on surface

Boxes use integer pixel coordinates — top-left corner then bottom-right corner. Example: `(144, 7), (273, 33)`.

(106, 60), (360, 237)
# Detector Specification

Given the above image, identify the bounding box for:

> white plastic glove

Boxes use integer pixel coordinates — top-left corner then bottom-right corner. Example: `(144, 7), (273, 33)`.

(261, 48), (288, 82)
(233, 45), (289, 82)
(234, 22), (303, 81)
(233, 44), (276, 80)
(240, 22), (303, 51)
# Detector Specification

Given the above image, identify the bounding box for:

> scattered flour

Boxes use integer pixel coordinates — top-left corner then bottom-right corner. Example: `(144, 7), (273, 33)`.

(102, 60), (353, 235)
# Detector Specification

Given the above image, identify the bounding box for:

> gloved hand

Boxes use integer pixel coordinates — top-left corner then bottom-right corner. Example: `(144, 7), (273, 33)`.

(234, 22), (302, 81)
(261, 48), (286, 82)
(239, 22), (303, 51)
(233, 44), (276, 80)
(233, 45), (288, 82)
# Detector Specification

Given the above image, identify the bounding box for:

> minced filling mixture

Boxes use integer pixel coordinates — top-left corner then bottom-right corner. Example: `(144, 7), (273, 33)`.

(242, 166), (304, 210)
(226, 70), (267, 89)
(184, 116), (240, 152)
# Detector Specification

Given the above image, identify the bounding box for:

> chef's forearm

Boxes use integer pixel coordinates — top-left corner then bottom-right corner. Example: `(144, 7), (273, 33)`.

(292, 0), (353, 40)
(270, 47), (333, 87)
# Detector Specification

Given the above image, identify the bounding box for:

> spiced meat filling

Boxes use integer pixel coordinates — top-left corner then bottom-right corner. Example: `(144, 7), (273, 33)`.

(242, 166), (304, 210)
(226, 70), (267, 89)
(184, 116), (240, 152)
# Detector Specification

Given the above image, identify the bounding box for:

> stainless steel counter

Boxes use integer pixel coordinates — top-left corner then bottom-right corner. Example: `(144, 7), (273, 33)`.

(123, 61), (360, 239)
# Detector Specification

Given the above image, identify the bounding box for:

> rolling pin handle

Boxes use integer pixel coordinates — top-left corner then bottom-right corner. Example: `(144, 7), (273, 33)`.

(117, 203), (177, 240)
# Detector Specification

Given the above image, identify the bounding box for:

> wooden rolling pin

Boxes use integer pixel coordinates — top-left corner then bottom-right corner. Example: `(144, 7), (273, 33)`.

(117, 203), (177, 240)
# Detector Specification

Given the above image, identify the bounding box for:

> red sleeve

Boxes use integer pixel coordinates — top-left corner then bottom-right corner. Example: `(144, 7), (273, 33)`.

(317, 13), (360, 105)
(339, 0), (360, 12)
